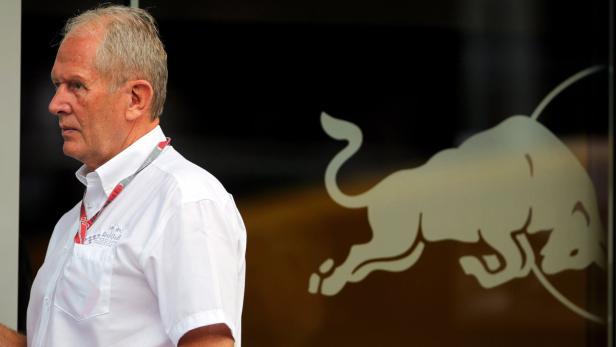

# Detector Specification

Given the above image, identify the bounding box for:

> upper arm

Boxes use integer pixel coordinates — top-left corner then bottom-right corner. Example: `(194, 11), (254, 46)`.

(142, 199), (246, 345)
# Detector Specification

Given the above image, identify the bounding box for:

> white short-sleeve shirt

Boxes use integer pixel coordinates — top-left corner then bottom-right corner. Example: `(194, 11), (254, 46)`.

(26, 126), (246, 347)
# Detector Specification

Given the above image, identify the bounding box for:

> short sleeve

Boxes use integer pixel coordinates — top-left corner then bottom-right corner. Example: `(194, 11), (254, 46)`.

(142, 197), (246, 346)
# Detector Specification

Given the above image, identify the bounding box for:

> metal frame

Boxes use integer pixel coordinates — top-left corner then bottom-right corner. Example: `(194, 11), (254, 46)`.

(0, 0), (21, 330)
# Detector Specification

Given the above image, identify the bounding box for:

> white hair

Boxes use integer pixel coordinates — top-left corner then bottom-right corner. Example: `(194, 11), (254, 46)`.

(63, 5), (168, 119)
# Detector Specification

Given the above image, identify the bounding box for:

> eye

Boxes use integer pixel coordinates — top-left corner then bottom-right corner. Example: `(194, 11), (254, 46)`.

(68, 81), (85, 91)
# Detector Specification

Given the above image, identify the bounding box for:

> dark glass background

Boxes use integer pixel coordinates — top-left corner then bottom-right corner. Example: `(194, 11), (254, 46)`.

(20, 0), (611, 345)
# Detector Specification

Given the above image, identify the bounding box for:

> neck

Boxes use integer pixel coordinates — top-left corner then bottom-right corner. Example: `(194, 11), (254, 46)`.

(84, 119), (160, 171)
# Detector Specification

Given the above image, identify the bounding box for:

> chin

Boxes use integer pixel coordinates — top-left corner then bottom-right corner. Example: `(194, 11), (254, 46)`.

(62, 143), (85, 163)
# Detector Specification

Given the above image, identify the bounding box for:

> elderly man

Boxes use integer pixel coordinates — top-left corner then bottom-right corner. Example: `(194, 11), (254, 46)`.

(0, 5), (245, 347)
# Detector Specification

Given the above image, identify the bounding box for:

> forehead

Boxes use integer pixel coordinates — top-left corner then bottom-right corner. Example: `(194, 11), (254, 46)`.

(51, 28), (103, 79)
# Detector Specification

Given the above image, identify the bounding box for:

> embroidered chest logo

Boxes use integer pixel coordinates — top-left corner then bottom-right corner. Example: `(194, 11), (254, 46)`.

(84, 224), (125, 247)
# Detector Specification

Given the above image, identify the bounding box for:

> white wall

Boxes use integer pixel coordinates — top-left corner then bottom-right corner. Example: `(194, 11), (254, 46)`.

(0, 0), (21, 329)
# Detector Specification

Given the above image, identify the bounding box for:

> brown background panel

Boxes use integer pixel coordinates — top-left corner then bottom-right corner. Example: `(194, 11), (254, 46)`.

(240, 161), (607, 346)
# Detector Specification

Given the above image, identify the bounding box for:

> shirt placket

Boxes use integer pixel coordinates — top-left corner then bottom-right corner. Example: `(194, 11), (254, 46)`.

(32, 226), (76, 347)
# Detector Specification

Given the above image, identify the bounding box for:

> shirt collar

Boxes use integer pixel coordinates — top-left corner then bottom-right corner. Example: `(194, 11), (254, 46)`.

(75, 126), (167, 197)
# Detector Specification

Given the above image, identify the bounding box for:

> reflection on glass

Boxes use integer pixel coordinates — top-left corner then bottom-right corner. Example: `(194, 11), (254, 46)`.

(310, 67), (606, 326)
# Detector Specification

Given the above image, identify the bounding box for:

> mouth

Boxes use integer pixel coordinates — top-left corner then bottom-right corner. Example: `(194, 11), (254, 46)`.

(60, 125), (80, 136)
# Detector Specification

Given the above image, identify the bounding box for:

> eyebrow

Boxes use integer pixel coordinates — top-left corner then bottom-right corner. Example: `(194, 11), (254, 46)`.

(50, 73), (87, 85)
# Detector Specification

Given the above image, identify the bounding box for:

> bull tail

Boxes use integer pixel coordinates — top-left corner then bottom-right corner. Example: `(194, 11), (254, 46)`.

(530, 65), (604, 121)
(321, 112), (369, 209)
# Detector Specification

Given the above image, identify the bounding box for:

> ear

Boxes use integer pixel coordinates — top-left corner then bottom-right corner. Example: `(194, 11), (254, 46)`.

(125, 80), (154, 121)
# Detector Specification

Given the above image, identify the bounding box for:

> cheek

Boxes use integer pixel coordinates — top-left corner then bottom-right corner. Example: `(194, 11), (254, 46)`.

(76, 90), (125, 143)
(76, 97), (105, 131)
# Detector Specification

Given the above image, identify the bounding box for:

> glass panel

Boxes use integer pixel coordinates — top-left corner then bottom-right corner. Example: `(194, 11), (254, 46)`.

(20, 0), (613, 345)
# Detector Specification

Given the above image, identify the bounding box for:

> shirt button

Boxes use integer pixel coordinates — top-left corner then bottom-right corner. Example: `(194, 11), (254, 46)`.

(44, 297), (50, 306)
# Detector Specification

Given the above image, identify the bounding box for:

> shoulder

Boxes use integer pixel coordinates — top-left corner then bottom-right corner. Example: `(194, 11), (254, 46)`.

(151, 146), (232, 205)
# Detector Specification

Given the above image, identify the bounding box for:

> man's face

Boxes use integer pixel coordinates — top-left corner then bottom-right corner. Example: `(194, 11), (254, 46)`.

(49, 28), (129, 170)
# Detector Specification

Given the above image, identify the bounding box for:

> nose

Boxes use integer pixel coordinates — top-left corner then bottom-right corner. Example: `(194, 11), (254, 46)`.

(48, 86), (71, 116)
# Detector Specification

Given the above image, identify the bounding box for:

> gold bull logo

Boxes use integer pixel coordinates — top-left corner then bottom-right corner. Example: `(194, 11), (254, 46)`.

(308, 66), (606, 323)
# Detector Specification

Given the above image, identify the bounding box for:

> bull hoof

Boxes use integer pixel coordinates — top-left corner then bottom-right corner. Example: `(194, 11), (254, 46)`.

(459, 255), (482, 276)
(308, 273), (320, 294)
(308, 259), (344, 295)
